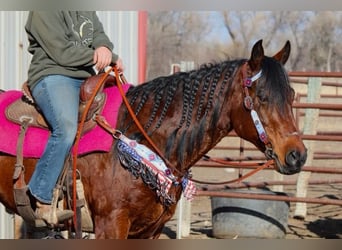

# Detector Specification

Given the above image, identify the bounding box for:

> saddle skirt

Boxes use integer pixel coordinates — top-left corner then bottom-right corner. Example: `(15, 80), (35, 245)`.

(0, 84), (131, 158)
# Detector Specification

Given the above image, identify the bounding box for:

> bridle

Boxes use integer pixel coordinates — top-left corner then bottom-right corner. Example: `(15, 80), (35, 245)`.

(241, 61), (274, 159)
(190, 62), (277, 186)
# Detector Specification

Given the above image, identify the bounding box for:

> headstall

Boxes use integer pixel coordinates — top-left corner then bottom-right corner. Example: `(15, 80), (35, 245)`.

(241, 62), (272, 152)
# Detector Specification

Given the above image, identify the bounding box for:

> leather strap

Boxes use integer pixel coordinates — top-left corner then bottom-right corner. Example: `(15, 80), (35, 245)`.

(71, 67), (113, 238)
(113, 66), (181, 177)
(13, 118), (46, 227)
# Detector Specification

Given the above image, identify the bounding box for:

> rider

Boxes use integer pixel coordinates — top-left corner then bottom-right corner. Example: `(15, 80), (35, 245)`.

(25, 11), (124, 226)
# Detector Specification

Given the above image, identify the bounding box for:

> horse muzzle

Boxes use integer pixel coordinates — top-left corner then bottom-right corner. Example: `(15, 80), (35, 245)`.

(266, 147), (307, 175)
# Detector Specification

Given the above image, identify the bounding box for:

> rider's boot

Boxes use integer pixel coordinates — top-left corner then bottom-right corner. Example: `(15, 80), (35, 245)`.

(35, 201), (74, 226)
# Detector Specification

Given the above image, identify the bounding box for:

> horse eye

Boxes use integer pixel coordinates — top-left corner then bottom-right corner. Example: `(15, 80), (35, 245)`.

(257, 89), (268, 103)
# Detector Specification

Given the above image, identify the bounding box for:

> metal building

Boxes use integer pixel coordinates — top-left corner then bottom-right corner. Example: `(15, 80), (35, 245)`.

(0, 10), (142, 239)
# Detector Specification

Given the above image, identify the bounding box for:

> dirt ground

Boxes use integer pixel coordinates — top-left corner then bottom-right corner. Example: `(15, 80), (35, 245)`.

(159, 168), (342, 239)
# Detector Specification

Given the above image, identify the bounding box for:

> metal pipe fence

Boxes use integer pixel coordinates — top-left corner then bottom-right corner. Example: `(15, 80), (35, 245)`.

(193, 72), (342, 198)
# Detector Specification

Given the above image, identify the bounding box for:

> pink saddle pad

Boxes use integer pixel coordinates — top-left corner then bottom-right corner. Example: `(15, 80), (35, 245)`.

(0, 84), (131, 158)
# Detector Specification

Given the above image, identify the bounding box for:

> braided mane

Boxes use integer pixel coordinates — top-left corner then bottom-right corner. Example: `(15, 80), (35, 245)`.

(119, 59), (243, 161)
(117, 56), (293, 165)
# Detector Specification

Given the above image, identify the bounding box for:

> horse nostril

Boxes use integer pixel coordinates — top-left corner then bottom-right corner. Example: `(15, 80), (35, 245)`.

(286, 149), (307, 169)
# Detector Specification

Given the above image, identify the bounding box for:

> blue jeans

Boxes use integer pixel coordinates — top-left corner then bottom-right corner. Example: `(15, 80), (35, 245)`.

(28, 75), (83, 204)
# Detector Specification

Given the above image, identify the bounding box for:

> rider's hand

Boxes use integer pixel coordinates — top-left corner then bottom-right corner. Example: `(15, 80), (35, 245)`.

(93, 46), (112, 71)
(114, 57), (124, 74)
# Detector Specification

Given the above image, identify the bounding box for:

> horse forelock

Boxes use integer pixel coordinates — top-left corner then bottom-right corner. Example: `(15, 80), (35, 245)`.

(260, 57), (293, 113)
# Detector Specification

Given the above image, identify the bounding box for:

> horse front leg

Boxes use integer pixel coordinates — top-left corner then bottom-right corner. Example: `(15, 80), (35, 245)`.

(94, 210), (131, 239)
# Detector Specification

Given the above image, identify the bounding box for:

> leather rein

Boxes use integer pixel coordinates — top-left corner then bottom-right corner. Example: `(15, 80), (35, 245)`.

(88, 64), (274, 191)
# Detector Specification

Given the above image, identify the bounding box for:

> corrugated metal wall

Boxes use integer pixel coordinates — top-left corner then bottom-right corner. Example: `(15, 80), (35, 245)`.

(0, 11), (138, 91)
(0, 11), (30, 90)
(0, 11), (139, 239)
(97, 11), (138, 84)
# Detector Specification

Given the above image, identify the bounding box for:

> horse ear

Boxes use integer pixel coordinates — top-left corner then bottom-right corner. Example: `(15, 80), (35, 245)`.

(273, 40), (291, 65)
(249, 39), (264, 70)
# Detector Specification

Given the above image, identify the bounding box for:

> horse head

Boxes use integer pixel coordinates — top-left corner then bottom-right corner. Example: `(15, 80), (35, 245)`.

(231, 40), (307, 175)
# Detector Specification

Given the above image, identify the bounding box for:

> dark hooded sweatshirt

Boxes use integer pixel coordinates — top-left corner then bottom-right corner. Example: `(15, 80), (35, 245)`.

(25, 11), (119, 90)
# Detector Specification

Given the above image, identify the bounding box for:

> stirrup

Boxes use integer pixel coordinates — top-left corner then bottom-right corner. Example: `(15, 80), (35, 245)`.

(13, 186), (47, 227)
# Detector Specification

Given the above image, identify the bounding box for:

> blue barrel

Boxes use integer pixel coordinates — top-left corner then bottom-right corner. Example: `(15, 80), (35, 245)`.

(211, 189), (290, 239)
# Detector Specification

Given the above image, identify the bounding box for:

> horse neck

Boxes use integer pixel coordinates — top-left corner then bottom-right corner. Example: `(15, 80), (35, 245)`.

(144, 60), (243, 173)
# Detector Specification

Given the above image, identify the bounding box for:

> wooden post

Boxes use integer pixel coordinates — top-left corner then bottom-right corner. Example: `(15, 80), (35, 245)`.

(294, 77), (321, 219)
(176, 195), (192, 238)
(175, 61), (194, 239)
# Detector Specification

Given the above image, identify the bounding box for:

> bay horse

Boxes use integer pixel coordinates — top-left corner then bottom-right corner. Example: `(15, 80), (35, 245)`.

(0, 40), (307, 239)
